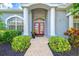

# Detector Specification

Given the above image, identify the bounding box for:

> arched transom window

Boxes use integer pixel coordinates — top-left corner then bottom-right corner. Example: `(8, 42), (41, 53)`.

(7, 16), (23, 32)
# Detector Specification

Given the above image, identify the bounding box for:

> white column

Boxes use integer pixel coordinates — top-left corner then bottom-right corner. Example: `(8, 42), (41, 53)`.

(69, 15), (73, 28)
(50, 7), (55, 36)
(23, 7), (29, 35)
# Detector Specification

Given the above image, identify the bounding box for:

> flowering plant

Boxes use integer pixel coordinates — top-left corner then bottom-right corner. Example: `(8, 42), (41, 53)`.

(64, 28), (79, 36)
(64, 28), (79, 47)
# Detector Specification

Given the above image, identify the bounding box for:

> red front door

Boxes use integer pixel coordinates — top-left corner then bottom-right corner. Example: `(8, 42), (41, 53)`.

(34, 22), (44, 36)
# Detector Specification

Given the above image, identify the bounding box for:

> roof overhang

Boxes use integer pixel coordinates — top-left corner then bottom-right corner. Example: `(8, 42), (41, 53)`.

(66, 12), (71, 16)
(0, 9), (23, 12)
(21, 3), (71, 9)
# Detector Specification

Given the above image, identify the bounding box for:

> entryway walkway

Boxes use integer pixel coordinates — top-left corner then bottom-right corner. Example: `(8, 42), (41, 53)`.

(24, 37), (53, 56)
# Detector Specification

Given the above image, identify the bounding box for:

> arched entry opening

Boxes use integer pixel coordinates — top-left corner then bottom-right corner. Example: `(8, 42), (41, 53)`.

(31, 8), (48, 36)
(29, 3), (50, 37)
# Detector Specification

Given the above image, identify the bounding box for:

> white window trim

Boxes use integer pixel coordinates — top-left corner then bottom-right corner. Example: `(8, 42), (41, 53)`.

(5, 15), (23, 28)
(73, 18), (79, 29)
(69, 15), (73, 28)
(68, 15), (79, 29)
(66, 12), (74, 28)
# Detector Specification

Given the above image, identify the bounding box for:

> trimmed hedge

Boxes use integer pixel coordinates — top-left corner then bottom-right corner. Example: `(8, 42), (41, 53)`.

(0, 30), (21, 44)
(11, 36), (31, 52)
(49, 36), (71, 52)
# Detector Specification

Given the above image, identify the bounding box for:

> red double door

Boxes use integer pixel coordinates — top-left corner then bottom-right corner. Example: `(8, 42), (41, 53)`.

(34, 22), (44, 36)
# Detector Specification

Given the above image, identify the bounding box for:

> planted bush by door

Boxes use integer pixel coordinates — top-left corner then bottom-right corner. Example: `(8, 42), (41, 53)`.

(49, 36), (71, 53)
(11, 36), (31, 52)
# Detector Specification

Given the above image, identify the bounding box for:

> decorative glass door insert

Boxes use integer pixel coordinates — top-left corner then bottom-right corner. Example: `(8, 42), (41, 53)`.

(34, 20), (44, 35)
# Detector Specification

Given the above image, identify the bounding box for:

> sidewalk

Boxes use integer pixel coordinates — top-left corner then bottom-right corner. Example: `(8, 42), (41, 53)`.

(24, 37), (53, 56)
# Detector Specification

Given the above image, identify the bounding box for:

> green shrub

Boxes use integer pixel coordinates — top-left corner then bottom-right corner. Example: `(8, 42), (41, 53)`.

(0, 30), (5, 42)
(0, 30), (21, 43)
(4, 30), (21, 43)
(11, 36), (31, 52)
(0, 20), (5, 30)
(49, 36), (71, 52)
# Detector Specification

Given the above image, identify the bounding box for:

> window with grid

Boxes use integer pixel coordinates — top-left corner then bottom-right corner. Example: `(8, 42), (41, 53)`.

(7, 17), (23, 32)
(73, 18), (79, 29)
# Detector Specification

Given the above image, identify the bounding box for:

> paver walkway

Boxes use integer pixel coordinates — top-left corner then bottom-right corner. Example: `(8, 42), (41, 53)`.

(24, 37), (53, 56)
